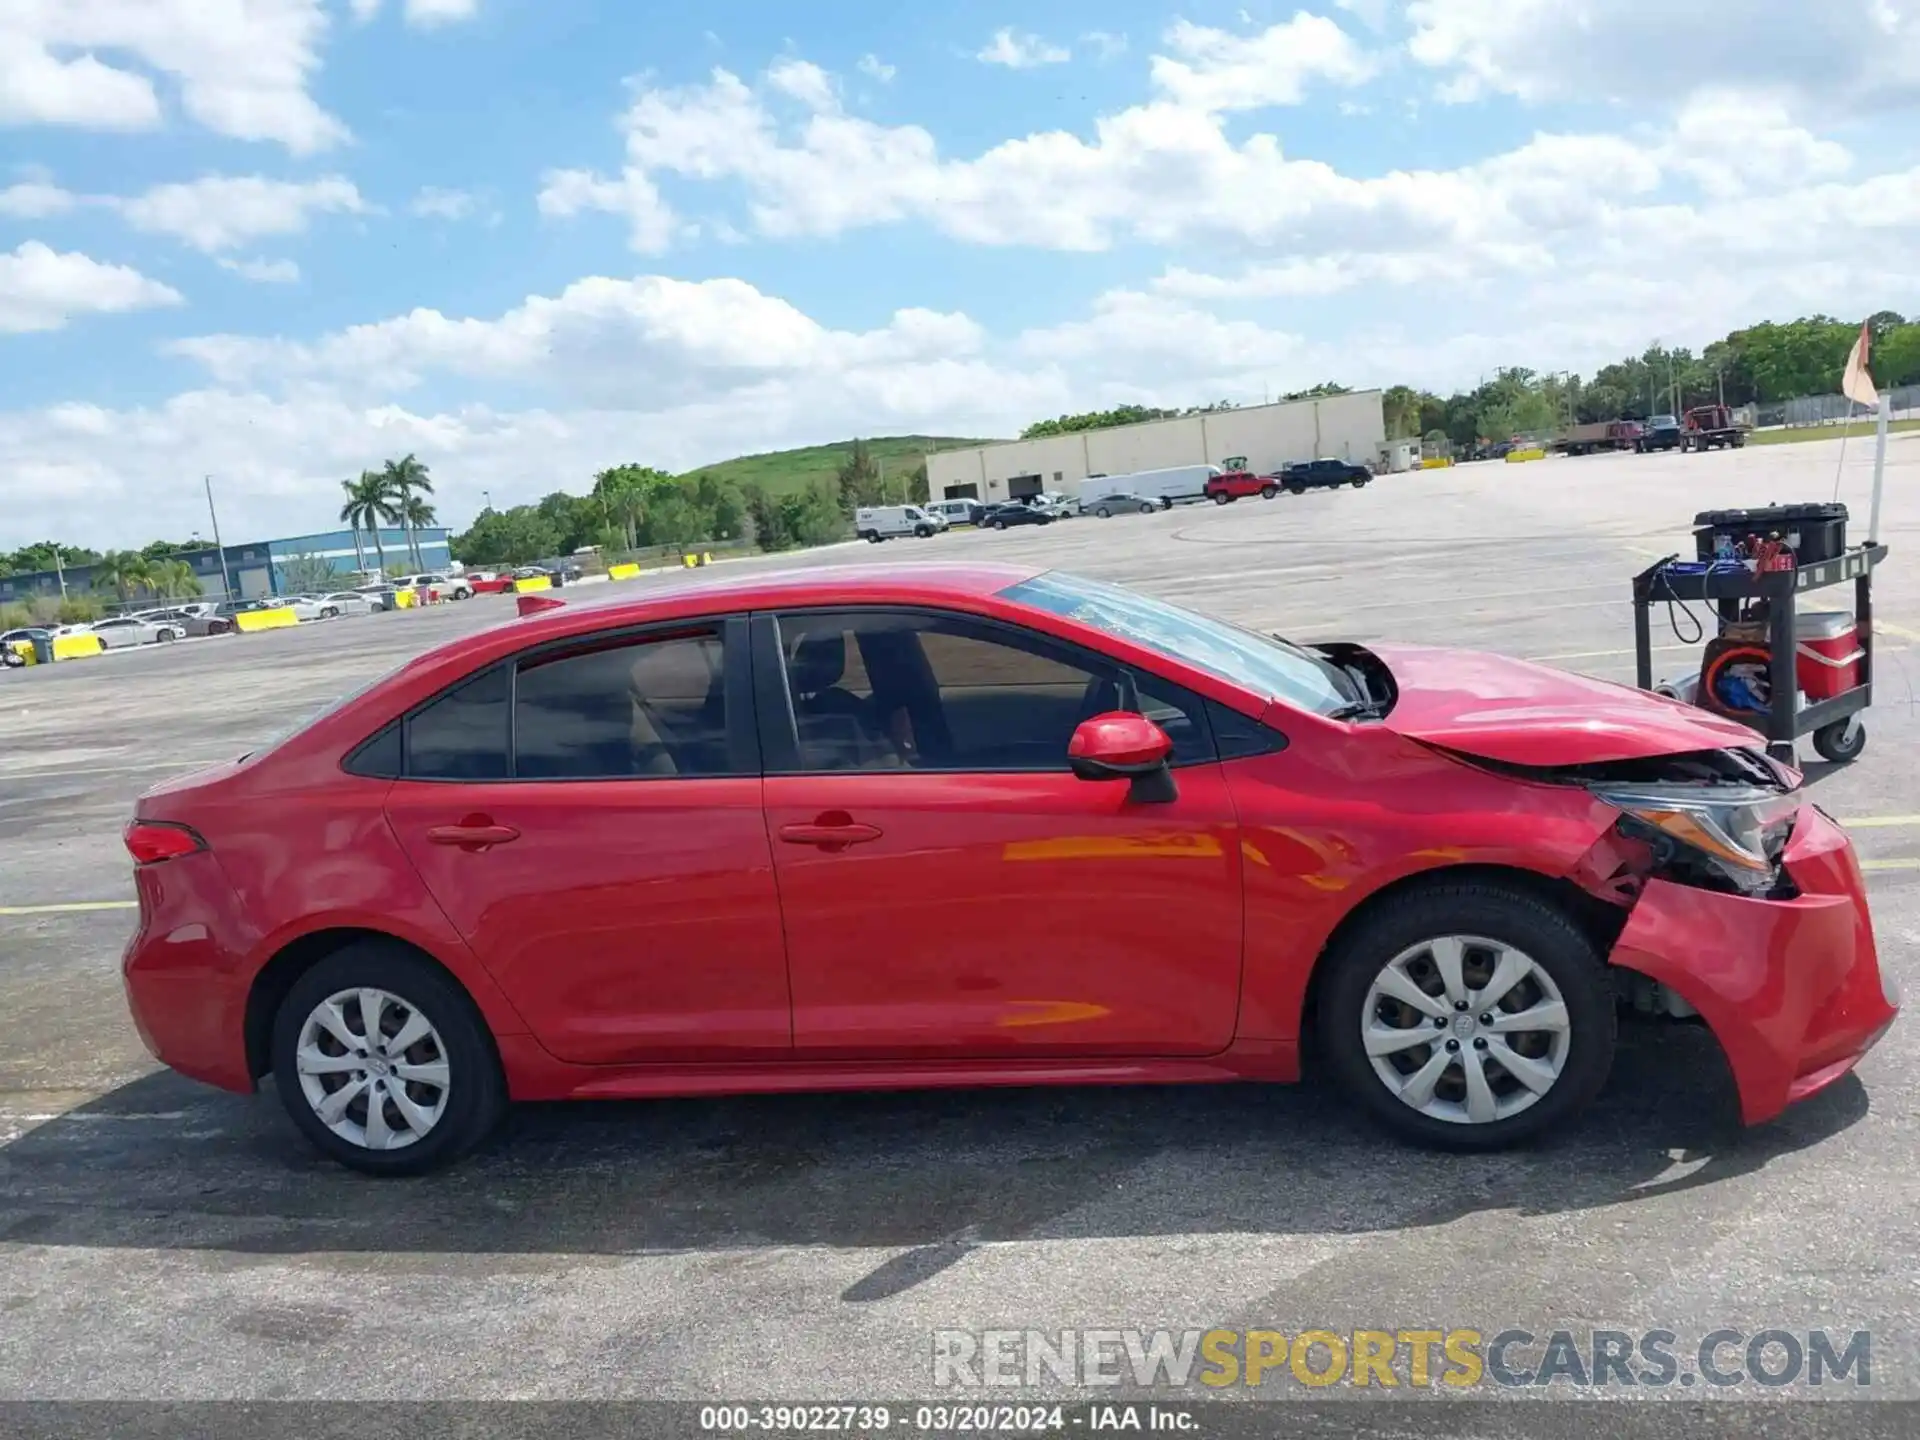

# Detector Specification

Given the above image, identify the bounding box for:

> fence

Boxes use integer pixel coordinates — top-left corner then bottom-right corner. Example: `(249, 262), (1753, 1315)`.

(1756, 384), (1920, 429)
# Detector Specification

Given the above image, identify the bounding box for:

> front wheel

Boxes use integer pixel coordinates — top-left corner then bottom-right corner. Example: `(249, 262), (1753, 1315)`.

(1094, 507), (1112, 519)
(1139, 502), (1156, 514)
(1212, 492), (1232, 505)
(915, 525), (933, 538)
(861, 530), (881, 544)
(991, 519), (1006, 530)
(271, 943), (505, 1176)
(157, 629), (177, 643)
(1260, 484), (1277, 499)
(1351, 477), (1368, 488)
(1316, 882), (1615, 1150)
(1813, 715), (1866, 763)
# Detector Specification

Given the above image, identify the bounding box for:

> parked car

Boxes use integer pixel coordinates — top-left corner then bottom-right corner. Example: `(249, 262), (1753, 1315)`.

(1637, 414), (1686, 453)
(982, 501), (1056, 529)
(1024, 492), (1077, 519)
(1, 627), (47, 666)
(391, 573), (475, 599)
(1079, 491), (1164, 518)
(1205, 470), (1281, 504)
(137, 606), (231, 637)
(925, 500), (985, 528)
(1277, 458), (1372, 492)
(119, 562), (1897, 1174)
(90, 614), (184, 648)
(855, 505), (942, 541)
(319, 591), (377, 617)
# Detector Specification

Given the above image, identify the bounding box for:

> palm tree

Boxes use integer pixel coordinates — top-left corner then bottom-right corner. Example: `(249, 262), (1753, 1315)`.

(339, 471), (399, 577)
(381, 454), (434, 569)
(400, 495), (438, 530)
(153, 559), (201, 598)
(92, 550), (154, 603)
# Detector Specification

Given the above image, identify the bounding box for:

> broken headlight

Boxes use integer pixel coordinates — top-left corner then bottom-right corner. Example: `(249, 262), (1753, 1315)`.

(1592, 783), (1800, 897)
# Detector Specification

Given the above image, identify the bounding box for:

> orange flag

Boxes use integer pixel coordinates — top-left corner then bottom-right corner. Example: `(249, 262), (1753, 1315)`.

(1842, 319), (1879, 408)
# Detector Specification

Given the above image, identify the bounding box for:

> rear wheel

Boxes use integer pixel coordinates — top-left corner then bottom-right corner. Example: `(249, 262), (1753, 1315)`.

(271, 943), (505, 1176)
(915, 524), (933, 538)
(321, 607), (339, 620)
(1316, 882), (1614, 1150)
(861, 530), (882, 543)
(1286, 482), (1305, 495)
(1213, 492), (1232, 505)
(1094, 507), (1112, 519)
(1139, 501), (1156, 514)
(991, 518), (1006, 530)
(157, 629), (177, 643)
(1260, 484), (1277, 499)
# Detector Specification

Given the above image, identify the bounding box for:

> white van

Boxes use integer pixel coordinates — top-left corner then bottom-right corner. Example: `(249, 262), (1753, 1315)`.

(1078, 464), (1222, 516)
(855, 505), (943, 542)
(925, 499), (983, 527)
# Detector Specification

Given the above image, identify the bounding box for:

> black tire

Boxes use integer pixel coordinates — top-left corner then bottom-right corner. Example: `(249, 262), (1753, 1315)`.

(991, 518), (1006, 530)
(1094, 507), (1112, 519)
(321, 607), (339, 620)
(1812, 717), (1867, 764)
(1212, 492), (1231, 505)
(1351, 477), (1367, 488)
(1315, 881), (1616, 1151)
(270, 942), (506, 1177)
(1260, 484), (1277, 499)
(915, 525), (933, 538)
(1286, 482), (1306, 495)
(861, 531), (882, 543)
(1139, 502), (1156, 514)
(157, 629), (177, 643)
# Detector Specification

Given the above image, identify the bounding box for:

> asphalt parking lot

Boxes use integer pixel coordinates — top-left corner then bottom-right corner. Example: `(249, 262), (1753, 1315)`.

(3, 435), (1919, 1414)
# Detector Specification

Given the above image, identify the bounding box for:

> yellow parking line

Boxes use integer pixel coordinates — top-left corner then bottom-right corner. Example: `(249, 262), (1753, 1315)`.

(1875, 620), (1920, 642)
(0, 900), (137, 916)
(1843, 815), (1920, 829)
(1861, 859), (1920, 872)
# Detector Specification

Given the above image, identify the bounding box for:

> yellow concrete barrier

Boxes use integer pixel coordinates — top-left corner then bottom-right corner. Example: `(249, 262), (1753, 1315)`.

(51, 633), (106, 659)
(1505, 448), (1547, 463)
(5, 639), (33, 664)
(234, 606), (298, 633)
(1420, 457), (1454, 469)
(607, 562), (641, 581)
(513, 575), (552, 594)
(392, 587), (418, 609)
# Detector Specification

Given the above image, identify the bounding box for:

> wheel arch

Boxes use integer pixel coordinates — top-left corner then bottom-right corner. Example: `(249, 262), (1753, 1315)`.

(1295, 862), (1629, 1045)
(245, 927), (499, 1081)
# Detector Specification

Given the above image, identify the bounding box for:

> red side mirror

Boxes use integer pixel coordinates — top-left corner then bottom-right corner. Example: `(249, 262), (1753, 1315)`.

(1069, 712), (1173, 780)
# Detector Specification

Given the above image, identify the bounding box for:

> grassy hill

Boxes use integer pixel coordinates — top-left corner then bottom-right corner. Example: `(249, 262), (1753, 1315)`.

(676, 435), (997, 495)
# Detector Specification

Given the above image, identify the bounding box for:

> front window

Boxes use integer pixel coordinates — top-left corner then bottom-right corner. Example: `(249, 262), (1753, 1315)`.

(1002, 571), (1355, 717)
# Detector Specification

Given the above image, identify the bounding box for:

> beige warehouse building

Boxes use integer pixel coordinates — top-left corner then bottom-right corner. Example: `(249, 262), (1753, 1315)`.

(926, 390), (1388, 504)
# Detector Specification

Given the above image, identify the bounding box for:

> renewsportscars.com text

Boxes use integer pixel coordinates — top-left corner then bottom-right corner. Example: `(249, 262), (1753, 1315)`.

(932, 1328), (1871, 1391)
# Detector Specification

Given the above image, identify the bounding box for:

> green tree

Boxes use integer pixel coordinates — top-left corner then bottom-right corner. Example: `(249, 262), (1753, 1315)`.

(152, 559), (203, 598)
(92, 550), (154, 602)
(380, 454), (434, 568)
(339, 471), (398, 575)
(835, 439), (883, 515)
(1021, 404), (1181, 439)
(277, 552), (336, 594)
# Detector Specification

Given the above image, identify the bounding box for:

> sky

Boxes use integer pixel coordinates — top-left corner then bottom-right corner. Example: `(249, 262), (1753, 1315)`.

(2, 0), (1918, 549)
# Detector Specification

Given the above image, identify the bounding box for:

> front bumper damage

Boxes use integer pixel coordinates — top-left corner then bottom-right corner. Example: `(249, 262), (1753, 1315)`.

(1604, 804), (1899, 1124)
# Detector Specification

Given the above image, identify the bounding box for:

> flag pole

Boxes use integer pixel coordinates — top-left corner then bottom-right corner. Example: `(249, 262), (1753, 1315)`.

(1868, 392), (1889, 546)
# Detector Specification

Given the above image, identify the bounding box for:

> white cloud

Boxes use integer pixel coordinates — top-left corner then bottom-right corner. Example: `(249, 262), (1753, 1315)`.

(538, 168), (679, 253)
(766, 58), (838, 111)
(411, 186), (477, 220)
(0, 241), (184, 333)
(117, 175), (369, 253)
(0, 0), (346, 153)
(218, 256), (301, 283)
(977, 29), (1071, 68)
(349, 0), (482, 23)
(0, 180), (78, 219)
(1407, 0), (1920, 116)
(1150, 15), (1376, 111)
(1082, 31), (1130, 61)
(857, 54), (897, 83)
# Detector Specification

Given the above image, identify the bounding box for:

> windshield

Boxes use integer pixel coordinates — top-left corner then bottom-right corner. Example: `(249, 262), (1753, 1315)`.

(1002, 571), (1355, 716)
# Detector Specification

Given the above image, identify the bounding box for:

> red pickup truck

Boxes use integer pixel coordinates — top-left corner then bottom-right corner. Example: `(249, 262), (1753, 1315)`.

(1203, 469), (1280, 504)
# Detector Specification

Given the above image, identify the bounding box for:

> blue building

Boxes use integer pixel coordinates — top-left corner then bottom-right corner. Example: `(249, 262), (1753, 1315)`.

(0, 526), (452, 606)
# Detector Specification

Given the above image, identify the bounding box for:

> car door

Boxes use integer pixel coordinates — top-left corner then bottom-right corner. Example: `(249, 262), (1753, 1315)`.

(755, 607), (1245, 1060)
(382, 615), (793, 1064)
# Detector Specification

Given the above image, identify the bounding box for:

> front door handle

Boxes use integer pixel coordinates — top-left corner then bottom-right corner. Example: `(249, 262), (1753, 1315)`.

(778, 815), (883, 851)
(426, 822), (521, 851)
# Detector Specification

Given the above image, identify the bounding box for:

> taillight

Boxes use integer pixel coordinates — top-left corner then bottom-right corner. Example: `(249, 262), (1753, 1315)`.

(124, 821), (206, 866)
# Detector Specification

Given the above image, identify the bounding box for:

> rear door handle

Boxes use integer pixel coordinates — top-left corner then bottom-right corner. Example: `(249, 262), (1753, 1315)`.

(778, 819), (883, 850)
(426, 822), (521, 850)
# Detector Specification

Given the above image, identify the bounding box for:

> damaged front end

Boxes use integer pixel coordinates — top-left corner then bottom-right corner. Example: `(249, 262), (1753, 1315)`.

(1437, 743), (1898, 1122)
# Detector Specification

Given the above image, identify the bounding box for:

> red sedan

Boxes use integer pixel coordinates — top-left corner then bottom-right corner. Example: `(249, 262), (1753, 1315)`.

(121, 563), (1899, 1174)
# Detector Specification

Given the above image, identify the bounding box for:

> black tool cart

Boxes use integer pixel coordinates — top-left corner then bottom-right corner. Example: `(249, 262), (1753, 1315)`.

(1631, 502), (1887, 765)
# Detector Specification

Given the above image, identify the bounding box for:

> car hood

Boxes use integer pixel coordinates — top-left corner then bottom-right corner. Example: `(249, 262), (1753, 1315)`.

(1361, 641), (1763, 766)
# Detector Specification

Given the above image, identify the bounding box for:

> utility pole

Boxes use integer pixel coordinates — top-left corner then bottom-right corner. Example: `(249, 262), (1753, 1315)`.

(53, 548), (67, 601)
(205, 475), (234, 601)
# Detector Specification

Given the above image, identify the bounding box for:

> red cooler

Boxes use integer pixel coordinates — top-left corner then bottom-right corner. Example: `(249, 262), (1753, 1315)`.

(1796, 611), (1862, 700)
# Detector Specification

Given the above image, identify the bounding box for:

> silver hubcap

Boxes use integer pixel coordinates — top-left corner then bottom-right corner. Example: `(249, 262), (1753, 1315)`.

(1361, 935), (1572, 1125)
(295, 987), (450, 1151)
